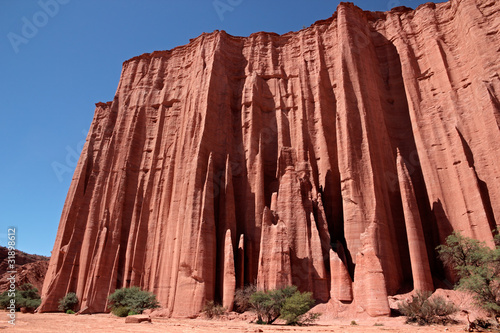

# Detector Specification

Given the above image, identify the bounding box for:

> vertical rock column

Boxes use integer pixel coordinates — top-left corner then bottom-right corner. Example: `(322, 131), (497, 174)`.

(397, 151), (434, 291)
(256, 207), (292, 291)
(309, 213), (329, 302)
(222, 230), (236, 311)
(276, 151), (311, 291)
(335, 2), (403, 295)
(353, 223), (391, 316)
(174, 153), (217, 317)
(329, 249), (353, 302)
(236, 234), (245, 289)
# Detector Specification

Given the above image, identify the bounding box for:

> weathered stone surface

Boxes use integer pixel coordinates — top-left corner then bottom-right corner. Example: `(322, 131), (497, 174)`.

(0, 247), (49, 293)
(329, 249), (353, 303)
(125, 315), (151, 323)
(309, 213), (329, 302)
(222, 230), (236, 312)
(256, 207), (292, 291)
(236, 234), (245, 289)
(275, 161), (312, 292)
(397, 150), (434, 292)
(40, 0), (500, 318)
(353, 224), (391, 317)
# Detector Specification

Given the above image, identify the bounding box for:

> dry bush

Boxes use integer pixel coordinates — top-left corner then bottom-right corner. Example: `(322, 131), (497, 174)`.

(398, 291), (458, 325)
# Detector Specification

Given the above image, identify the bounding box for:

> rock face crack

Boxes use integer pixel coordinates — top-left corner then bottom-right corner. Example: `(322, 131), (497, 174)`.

(40, 0), (500, 318)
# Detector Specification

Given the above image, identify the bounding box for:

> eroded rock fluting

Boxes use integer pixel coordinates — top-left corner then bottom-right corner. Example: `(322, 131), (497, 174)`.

(40, 0), (500, 317)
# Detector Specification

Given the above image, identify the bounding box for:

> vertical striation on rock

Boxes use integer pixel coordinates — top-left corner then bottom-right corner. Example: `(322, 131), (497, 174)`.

(397, 150), (434, 292)
(237, 234), (245, 289)
(329, 249), (353, 303)
(40, 0), (500, 318)
(256, 207), (292, 291)
(309, 213), (329, 302)
(222, 230), (236, 311)
(353, 224), (391, 317)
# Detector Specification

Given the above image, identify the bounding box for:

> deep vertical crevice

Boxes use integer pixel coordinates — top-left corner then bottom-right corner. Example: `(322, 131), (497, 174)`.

(213, 166), (223, 305)
(456, 127), (497, 233)
(116, 106), (147, 288)
(372, 29), (437, 288)
(486, 83), (500, 130)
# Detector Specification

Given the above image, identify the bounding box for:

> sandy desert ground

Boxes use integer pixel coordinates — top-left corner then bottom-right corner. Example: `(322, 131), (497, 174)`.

(0, 311), (472, 333)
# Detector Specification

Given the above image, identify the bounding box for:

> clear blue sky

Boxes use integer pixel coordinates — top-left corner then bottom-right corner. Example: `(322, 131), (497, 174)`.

(0, 0), (434, 257)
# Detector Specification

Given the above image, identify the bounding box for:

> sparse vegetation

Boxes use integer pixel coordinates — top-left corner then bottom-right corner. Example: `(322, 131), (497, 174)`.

(234, 284), (256, 313)
(472, 317), (493, 329)
(112, 306), (130, 317)
(280, 290), (316, 325)
(350, 320), (358, 325)
(58, 292), (78, 312)
(127, 309), (139, 316)
(398, 291), (458, 325)
(66, 309), (75, 314)
(107, 286), (159, 316)
(203, 301), (226, 319)
(249, 285), (318, 325)
(0, 283), (41, 311)
(294, 312), (321, 326)
(437, 231), (500, 323)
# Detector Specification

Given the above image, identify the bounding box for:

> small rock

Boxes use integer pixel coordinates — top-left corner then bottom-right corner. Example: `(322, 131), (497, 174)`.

(125, 315), (151, 323)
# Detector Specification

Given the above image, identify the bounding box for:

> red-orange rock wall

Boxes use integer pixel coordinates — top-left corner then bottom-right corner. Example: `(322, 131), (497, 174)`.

(40, 0), (500, 317)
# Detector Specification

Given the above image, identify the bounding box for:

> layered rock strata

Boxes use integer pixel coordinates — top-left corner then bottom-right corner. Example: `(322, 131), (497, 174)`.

(0, 247), (49, 294)
(40, 0), (500, 317)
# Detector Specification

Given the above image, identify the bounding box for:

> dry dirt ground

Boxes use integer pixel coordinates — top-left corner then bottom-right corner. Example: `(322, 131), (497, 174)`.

(0, 311), (471, 333)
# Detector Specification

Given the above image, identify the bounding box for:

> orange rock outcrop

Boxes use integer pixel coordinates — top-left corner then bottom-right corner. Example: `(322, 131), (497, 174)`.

(0, 247), (49, 294)
(40, 0), (500, 317)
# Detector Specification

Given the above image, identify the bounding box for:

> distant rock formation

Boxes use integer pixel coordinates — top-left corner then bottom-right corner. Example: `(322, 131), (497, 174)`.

(39, 0), (500, 317)
(0, 247), (49, 293)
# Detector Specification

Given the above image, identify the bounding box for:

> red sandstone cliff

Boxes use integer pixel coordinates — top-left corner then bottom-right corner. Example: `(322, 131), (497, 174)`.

(39, 0), (500, 317)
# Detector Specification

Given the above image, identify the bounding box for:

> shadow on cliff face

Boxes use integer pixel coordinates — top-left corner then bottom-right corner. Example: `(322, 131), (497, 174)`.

(456, 127), (497, 234)
(371, 28), (445, 292)
(431, 199), (455, 287)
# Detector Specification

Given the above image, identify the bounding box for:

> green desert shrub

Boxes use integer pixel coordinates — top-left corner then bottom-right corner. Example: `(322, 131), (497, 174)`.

(20, 297), (42, 309)
(58, 292), (78, 312)
(280, 290), (316, 325)
(437, 231), (500, 321)
(249, 285), (318, 325)
(398, 291), (458, 325)
(203, 301), (226, 319)
(0, 283), (41, 311)
(107, 286), (159, 316)
(127, 309), (139, 316)
(66, 309), (75, 314)
(112, 306), (130, 317)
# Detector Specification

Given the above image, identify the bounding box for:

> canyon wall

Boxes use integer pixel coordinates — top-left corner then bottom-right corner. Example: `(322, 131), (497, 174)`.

(39, 0), (500, 317)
